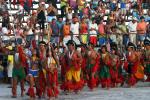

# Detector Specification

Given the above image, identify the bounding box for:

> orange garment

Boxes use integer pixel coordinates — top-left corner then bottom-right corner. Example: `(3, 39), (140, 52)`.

(137, 22), (147, 34)
(80, 23), (88, 34)
(63, 24), (70, 36)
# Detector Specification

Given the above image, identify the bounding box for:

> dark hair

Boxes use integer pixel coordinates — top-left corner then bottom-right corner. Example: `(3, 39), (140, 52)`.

(140, 16), (145, 20)
(101, 45), (107, 52)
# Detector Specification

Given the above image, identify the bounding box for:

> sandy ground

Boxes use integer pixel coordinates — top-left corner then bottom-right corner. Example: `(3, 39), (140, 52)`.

(0, 82), (150, 100)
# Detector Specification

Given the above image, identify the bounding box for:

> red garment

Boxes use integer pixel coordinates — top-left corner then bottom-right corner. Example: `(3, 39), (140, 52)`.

(87, 55), (100, 89)
(87, 76), (99, 90)
(31, 40), (37, 49)
(18, 46), (27, 67)
(81, 58), (87, 70)
(128, 75), (137, 86)
(60, 55), (67, 80)
(27, 87), (35, 98)
(19, 0), (24, 7)
(13, 0), (17, 5)
(28, 0), (32, 7)
(80, 23), (88, 34)
(90, 36), (97, 46)
(38, 71), (46, 97)
(83, 7), (89, 16)
(47, 69), (59, 97)
(101, 78), (111, 88)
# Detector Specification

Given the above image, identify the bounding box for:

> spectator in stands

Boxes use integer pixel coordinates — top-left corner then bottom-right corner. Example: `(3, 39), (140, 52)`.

(63, 19), (70, 37)
(137, 16), (147, 45)
(17, 5), (24, 27)
(69, 0), (78, 13)
(57, 17), (64, 36)
(127, 17), (138, 44)
(98, 19), (106, 46)
(28, 11), (37, 29)
(114, 6), (121, 21)
(145, 9), (150, 22)
(51, 18), (59, 44)
(82, 4), (90, 18)
(60, 0), (67, 18)
(47, 2), (57, 23)
(120, 0), (127, 18)
(66, 8), (73, 22)
(97, 2), (106, 18)
(110, 0), (117, 11)
(70, 16), (80, 37)
(57, 17), (64, 45)
(118, 19), (129, 46)
(47, 0), (57, 8)
(89, 18), (98, 46)
(146, 21), (150, 38)
(80, 17), (88, 44)
(132, 8), (140, 21)
(2, 12), (10, 29)
(126, 0), (131, 20)
(92, 0), (99, 10)
(37, 2), (46, 33)
(0, 0), (8, 16)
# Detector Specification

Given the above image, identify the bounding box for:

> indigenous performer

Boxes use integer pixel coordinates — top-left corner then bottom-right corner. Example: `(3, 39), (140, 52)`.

(80, 44), (88, 84)
(59, 47), (67, 83)
(46, 43), (60, 99)
(37, 41), (47, 98)
(27, 49), (39, 99)
(134, 45), (145, 81)
(86, 43), (99, 90)
(109, 47), (120, 87)
(126, 42), (139, 87)
(144, 39), (150, 81)
(61, 40), (84, 94)
(99, 45), (111, 89)
(12, 45), (26, 98)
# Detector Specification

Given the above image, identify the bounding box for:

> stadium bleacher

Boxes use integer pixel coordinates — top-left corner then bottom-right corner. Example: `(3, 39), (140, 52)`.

(0, 0), (149, 27)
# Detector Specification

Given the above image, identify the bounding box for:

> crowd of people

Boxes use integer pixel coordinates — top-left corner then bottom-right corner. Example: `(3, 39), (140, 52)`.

(0, 0), (150, 99)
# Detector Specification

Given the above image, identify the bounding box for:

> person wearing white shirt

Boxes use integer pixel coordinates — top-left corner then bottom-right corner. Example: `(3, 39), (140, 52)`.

(70, 18), (79, 37)
(89, 19), (98, 45)
(127, 17), (137, 44)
